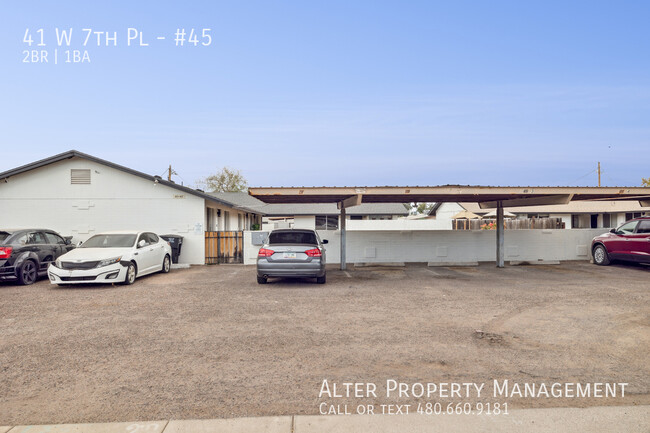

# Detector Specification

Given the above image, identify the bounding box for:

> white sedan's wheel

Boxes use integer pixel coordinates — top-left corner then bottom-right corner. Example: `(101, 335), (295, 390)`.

(162, 255), (171, 273)
(124, 263), (137, 285)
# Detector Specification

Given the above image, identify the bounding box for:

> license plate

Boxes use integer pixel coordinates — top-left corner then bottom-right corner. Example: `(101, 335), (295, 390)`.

(283, 252), (297, 259)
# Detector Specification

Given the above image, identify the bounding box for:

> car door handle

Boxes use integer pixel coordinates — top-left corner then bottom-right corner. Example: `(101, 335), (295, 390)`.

(149, 248), (154, 251)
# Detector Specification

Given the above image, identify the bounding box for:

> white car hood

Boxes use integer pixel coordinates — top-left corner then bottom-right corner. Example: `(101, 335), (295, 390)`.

(59, 248), (132, 261)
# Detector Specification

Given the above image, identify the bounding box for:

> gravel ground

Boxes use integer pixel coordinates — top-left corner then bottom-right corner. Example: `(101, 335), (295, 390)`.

(0, 261), (649, 424)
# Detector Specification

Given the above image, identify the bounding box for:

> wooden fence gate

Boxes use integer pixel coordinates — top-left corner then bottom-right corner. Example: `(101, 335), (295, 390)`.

(205, 231), (244, 264)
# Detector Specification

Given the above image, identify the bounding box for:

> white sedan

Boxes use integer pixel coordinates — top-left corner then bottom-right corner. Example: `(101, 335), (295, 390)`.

(48, 231), (172, 285)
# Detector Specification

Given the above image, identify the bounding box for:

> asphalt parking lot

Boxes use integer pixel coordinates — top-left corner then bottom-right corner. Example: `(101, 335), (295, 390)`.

(1, 261), (649, 425)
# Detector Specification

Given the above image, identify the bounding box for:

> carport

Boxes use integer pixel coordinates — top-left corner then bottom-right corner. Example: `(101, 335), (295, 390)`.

(249, 186), (650, 269)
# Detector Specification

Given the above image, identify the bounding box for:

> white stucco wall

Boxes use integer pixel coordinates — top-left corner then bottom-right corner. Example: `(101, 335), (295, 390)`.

(293, 215), (315, 229)
(243, 228), (607, 265)
(0, 157), (206, 264)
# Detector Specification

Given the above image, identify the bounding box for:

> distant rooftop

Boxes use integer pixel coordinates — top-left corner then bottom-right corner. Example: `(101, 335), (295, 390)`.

(460, 201), (650, 214)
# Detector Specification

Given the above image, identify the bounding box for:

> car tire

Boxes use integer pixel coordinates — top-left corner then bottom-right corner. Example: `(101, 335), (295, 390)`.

(162, 255), (171, 273)
(593, 244), (611, 266)
(18, 260), (38, 285)
(257, 276), (267, 284)
(316, 274), (326, 284)
(123, 263), (137, 285)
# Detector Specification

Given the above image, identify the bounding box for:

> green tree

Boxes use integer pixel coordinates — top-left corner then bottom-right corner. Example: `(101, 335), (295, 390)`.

(404, 202), (435, 215)
(643, 178), (650, 187)
(196, 167), (248, 192)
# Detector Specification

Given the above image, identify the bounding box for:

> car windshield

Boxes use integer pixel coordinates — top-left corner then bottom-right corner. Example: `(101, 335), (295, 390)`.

(0, 232), (10, 243)
(268, 231), (317, 245)
(80, 234), (137, 248)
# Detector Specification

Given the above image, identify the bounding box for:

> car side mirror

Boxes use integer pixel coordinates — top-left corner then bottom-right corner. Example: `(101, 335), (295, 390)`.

(64, 236), (73, 245)
(138, 239), (147, 248)
(610, 228), (616, 234)
(322, 239), (329, 244)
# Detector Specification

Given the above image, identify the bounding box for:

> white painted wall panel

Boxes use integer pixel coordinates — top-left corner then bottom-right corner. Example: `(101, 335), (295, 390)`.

(243, 229), (607, 265)
(0, 157), (206, 264)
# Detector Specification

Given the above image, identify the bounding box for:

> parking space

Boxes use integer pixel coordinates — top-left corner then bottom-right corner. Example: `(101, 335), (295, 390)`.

(1, 262), (649, 424)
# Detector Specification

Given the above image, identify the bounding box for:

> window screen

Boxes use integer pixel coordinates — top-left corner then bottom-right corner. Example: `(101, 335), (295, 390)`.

(268, 231), (317, 245)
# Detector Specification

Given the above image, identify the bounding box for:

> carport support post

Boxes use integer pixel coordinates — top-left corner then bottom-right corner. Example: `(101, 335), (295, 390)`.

(496, 201), (505, 268)
(340, 206), (347, 270)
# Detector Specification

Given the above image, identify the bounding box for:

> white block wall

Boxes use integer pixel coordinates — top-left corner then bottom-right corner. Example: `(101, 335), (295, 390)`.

(0, 158), (207, 264)
(346, 218), (451, 230)
(243, 229), (606, 265)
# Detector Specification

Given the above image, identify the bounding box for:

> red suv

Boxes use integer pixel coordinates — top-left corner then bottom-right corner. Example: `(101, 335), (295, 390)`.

(592, 216), (650, 266)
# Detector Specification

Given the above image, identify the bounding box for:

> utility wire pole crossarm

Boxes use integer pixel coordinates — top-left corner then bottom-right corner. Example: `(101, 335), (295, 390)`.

(167, 165), (178, 182)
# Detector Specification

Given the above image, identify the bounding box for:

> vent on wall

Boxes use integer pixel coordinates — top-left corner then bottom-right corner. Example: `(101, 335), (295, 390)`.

(71, 169), (91, 185)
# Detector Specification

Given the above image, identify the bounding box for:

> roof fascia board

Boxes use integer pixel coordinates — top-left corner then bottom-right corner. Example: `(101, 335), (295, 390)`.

(479, 194), (573, 209)
(0, 150), (247, 210)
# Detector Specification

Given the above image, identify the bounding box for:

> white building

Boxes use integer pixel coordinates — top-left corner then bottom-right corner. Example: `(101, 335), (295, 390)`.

(443, 202), (650, 229)
(0, 150), (262, 264)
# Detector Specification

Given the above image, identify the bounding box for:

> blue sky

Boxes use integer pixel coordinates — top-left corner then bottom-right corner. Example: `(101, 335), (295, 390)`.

(1, 1), (649, 188)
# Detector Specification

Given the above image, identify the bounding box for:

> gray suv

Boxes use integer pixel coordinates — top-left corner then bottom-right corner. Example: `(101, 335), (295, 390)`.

(256, 229), (328, 284)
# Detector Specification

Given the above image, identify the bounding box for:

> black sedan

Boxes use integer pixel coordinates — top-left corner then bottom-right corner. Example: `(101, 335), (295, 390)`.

(0, 229), (75, 285)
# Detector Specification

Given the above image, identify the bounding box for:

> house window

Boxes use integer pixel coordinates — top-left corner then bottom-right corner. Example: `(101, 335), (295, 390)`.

(350, 215), (363, 220)
(626, 212), (643, 221)
(370, 215), (393, 220)
(70, 169), (91, 184)
(315, 215), (338, 230)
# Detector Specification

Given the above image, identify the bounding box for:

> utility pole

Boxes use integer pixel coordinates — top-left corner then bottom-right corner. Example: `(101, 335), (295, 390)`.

(167, 165), (179, 182)
(597, 162), (601, 187)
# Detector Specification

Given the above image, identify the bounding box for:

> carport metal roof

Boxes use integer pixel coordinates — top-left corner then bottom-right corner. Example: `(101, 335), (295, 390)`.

(249, 185), (650, 208)
(249, 185), (650, 270)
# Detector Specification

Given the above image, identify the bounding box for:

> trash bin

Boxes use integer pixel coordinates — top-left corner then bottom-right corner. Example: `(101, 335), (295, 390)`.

(160, 234), (184, 264)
